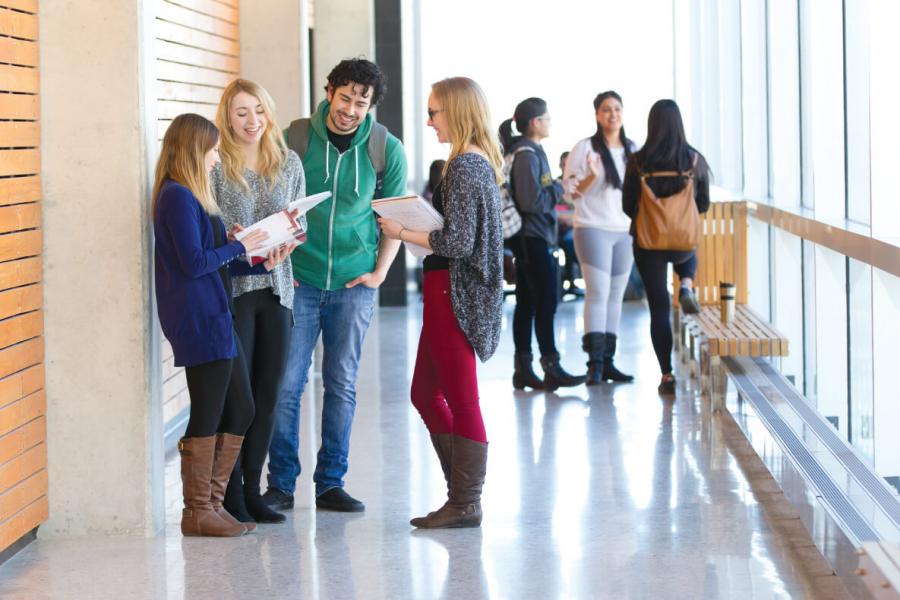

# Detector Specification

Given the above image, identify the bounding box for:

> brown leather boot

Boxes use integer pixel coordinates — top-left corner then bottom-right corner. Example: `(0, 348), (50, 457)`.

(179, 436), (245, 537)
(431, 433), (453, 491)
(210, 433), (255, 533)
(410, 435), (487, 529)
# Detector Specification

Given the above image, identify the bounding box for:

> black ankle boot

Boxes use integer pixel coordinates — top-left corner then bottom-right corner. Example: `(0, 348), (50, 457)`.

(581, 332), (605, 386)
(540, 353), (586, 391)
(601, 333), (634, 383)
(243, 469), (286, 524)
(223, 468), (254, 523)
(513, 352), (544, 390)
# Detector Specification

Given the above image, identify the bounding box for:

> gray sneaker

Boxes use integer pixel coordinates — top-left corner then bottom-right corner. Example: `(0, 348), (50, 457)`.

(678, 287), (701, 315)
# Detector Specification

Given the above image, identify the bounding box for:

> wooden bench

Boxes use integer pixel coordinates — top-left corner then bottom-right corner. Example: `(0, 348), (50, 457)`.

(674, 201), (789, 408)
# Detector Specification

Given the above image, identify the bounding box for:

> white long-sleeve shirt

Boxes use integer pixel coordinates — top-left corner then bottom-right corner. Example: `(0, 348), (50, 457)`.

(564, 137), (632, 232)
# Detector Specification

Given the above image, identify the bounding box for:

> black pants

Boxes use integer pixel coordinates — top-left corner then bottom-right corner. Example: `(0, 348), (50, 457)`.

(183, 333), (255, 438)
(233, 289), (292, 487)
(632, 246), (697, 375)
(512, 235), (559, 356)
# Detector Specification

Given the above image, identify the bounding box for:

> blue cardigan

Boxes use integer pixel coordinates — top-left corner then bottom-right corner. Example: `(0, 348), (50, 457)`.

(154, 180), (263, 367)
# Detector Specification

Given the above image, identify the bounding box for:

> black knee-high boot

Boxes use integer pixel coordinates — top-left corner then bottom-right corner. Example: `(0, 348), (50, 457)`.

(582, 332), (605, 386)
(601, 333), (633, 383)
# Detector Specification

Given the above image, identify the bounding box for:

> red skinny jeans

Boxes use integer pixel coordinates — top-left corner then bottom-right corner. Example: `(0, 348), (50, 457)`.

(410, 269), (487, 443)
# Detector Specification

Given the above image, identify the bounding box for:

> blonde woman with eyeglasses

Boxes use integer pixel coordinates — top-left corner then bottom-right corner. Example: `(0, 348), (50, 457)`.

(378, 77), (503, 529)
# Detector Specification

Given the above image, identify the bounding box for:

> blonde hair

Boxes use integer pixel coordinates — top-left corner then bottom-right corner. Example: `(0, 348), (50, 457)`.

(152, 113), (219, 216)
(430, 77), (504, 184)
(216, 78), (288, 191)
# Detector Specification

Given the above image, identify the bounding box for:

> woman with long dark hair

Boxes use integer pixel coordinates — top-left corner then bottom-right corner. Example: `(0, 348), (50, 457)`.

(500, 98), (585, 391)
(378, 76), (504, 528)
(564, 91), (637, 385)
(622, 99), (710, 396)
(152, 113), (290, 537)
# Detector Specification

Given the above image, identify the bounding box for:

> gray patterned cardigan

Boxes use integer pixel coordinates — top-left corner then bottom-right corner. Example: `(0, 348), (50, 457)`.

(428, 153), (504, 362)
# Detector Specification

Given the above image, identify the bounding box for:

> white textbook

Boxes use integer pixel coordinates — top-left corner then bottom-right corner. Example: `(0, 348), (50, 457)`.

(235, 191), (331, 265)
(371, 195), (444, 257)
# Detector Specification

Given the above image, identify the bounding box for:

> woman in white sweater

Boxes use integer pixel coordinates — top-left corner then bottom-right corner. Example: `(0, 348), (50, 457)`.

(564, 91), (637, 385)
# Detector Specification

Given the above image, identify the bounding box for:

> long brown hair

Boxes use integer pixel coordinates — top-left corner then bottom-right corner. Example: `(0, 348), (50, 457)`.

(216, 78), (288, 192)
(430, 77), (504, 184)
(152, 113), (219, 215)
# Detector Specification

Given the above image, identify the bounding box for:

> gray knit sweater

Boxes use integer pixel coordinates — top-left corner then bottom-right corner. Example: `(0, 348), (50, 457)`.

(428, 153), (504, 362)
(211, 150), (305, 311)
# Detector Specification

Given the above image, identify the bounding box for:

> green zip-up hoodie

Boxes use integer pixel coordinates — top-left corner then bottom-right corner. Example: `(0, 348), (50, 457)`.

(290, 100), (408, 290)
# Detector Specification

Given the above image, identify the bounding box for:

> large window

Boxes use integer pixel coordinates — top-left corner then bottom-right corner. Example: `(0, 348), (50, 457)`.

(674, 0), (900, 487)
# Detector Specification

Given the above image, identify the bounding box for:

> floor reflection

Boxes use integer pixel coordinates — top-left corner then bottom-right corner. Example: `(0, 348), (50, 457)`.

(0, 301), (845, 599)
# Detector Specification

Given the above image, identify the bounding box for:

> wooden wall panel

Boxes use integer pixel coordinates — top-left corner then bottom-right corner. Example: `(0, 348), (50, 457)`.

(154, 0), (239, 432)
(0, 0), (47, 553)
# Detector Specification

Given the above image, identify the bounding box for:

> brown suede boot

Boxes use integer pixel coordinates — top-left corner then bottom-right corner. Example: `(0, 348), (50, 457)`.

(210, 433), (255, 533)
(180, 436), (245, 537)
(410, 435), (487, 529)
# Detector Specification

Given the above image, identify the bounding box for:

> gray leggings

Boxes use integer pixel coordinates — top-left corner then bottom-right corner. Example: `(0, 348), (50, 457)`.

(573, 227), (634, 334)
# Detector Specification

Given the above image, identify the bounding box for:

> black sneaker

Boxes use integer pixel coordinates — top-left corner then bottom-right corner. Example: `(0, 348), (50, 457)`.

(315, 488), (365, 512)
(262, 488), (294, 511)
(678, 287), (701, 315)
(658, 374), (676, 396)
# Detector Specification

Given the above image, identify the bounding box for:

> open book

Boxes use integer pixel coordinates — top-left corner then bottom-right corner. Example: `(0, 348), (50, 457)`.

(371, 195), (444, 257)
(235, 191), (331, 265)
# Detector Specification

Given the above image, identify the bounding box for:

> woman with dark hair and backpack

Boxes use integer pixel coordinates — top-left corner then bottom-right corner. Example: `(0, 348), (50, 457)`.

(622, 99), (710, 396)
(501, 98), (585, 391)
(564, 91), (638, 385)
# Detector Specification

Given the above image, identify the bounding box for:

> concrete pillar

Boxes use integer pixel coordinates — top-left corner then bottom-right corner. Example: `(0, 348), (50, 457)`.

(240, 0), (312, 125)
(312, 0), (375, 106)
(40, 0), (164, 536)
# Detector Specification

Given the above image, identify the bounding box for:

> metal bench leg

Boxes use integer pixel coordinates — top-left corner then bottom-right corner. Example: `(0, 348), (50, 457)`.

(699, 346), (710, 397)
(710, 356), (724, 413)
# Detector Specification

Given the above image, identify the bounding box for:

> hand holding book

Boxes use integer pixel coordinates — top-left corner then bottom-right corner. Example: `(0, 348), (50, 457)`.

(372, 195), (444, 257)
(233, 191), (331, 265)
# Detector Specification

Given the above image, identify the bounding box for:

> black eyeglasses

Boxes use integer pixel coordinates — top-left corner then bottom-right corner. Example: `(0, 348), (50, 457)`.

(427, 108), (446, 120)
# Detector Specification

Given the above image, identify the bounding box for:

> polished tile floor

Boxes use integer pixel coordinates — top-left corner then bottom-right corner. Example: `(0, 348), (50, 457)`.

(0, 297), (848, 599)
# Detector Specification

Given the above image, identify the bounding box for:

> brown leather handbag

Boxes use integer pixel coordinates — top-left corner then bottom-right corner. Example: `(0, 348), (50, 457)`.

(633, 157), (700, 251)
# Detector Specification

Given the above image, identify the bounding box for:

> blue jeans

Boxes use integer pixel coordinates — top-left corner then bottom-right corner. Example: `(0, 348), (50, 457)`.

(266, 282), (377, 496)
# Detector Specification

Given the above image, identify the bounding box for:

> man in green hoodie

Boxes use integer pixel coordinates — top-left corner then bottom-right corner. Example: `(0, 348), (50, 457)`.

(264, 59), (408, 512)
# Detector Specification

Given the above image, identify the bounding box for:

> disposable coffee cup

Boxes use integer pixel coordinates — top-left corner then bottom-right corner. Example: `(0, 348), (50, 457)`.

(720, 282), (735, 324)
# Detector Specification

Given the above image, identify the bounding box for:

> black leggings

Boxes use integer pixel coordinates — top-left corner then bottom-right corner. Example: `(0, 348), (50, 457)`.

(184, 335), (255, 438)
(233, 289), (292, 483)
(512, 235), (558, 356)
(632, 246), (697, 375)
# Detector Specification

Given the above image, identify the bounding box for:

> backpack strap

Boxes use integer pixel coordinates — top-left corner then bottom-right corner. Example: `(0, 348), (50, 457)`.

(368, 122), (388, 200)
(506, 146), (535, 200)
(287, 117), (389, 198)
(286, 118), (312, 159)
(641, 153), (699, 180)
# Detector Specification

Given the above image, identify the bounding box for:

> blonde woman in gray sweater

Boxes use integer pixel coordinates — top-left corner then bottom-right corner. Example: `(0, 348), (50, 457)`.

(212, 79), (305, 526)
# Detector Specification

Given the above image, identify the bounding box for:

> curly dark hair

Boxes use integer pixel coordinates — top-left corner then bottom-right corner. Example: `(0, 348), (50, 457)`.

(325, 58), (387, 107)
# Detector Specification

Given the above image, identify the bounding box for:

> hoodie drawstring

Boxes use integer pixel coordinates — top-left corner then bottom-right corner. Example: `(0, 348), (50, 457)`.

(324, 143), (331, 183)
(354, 146), (359, 196)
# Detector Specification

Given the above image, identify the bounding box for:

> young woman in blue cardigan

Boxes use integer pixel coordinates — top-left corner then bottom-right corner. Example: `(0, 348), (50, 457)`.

(153, 113), (292, 537)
